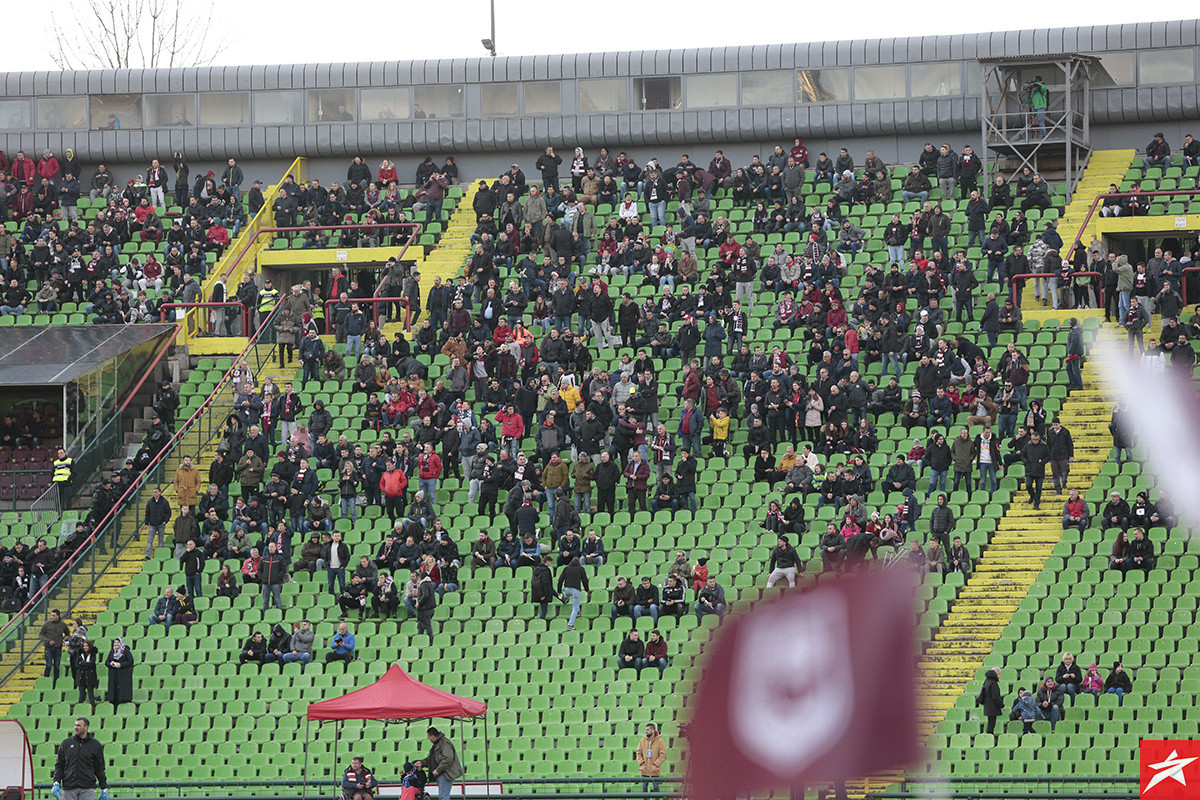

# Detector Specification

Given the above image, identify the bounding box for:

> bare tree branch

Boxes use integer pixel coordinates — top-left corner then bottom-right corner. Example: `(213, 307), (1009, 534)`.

(46, 0), (227, 70)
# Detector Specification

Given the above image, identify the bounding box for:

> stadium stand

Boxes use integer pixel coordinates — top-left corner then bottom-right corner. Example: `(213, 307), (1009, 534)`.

(0, 129), (1195, 800)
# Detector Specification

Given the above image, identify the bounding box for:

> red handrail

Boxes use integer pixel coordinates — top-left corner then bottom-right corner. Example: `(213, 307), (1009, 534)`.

(218, 222), (422, 284)
(117, 326), (181, 414)
(1009, 271), (1103, 308)
(0, 294), (288, 639)
(158, 301), (250, 335)
(1066, 189), (1200, 260)
(323, 297), (411, 335)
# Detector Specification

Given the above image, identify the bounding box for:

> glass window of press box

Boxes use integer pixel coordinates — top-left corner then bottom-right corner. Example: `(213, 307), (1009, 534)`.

(308, 89), (357, 122)
(413, 86), (464, 119)
(523, 82), (561, 115)
(254, 91), (303, 125)
(579, 78), (628, 113)
(0, 100), (31, 131)
(360, 88), (409, 121)
(199, 93), (251, 126)
(481, 83), (520, 116)
(911, 63), (962, 97)
(852, 66), (906, 101)
(90, 94), (142, 130)
(798, 69), (850, 103)
(635, 77), (681, 110)
(741, 71), (794, 106)
(37, 97), (87, 130)
(144, 94), (196, 127)
(1090, 52), (1136, 87)
(1139, 48), (1196, 84)
(687, 74), (738, 108)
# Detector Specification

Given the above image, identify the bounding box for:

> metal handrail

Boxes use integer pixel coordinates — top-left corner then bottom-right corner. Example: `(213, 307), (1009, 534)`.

(0, 295), (288, 680)
(323, 296), (412, 335)
(159, 302), (250, 337)
(1008, 271), (1103, 307)
(1066, 188), (1200, 260)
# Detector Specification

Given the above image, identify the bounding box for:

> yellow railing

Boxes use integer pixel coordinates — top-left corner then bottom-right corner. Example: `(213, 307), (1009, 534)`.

(178, 156), (308, 346)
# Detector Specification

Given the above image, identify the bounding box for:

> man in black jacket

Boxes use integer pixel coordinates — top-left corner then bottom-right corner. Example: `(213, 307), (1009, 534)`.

(535, 147), (562, 193)
(593, 451), (620, 515)
(1045, 417), (1074, 494)
(1021, 431), (1051, 509)
(766, 536), (802, 588)
(530, 555), (557, 620)
(143, 488), (172, 560)
(673, 449), (697, 513)
(53, 717), (109, 800)
(415, 574), (437, 643)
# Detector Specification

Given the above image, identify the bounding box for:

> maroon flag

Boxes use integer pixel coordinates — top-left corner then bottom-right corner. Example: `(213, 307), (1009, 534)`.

(683, 568), (921, 800)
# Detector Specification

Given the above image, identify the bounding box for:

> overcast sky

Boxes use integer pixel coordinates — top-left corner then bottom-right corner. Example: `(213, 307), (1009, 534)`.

(1, 1), (1184, 71)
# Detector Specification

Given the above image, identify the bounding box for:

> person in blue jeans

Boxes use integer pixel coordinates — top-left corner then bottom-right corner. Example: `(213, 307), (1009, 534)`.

(146, 587), (179, 631)
(426, 727), (464, 800)
(1104, 662), (1133, 705)
(557, 556), (589, 630)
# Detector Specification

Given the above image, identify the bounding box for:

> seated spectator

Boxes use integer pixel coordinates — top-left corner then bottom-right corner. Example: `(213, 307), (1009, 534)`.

(765, 535), (802, 588)
(470, 531), (496, 572)
(262, 624), (291, 667)
(693, 577), (726, 621)
(337, 574), (369, 620)
(146, 586), (179, 630)
(926, 539), (947, 575)
(326, 622), (356, 665)
(633, 577), (660, 622)
(239, 631), (267, 667)
(1104, 661), (1133, 706)
(1099, 491), (1129, 531)
(616, 629), (645, 673)
(819, 523), (845, 571)
(373, 572), (400, 618)
(494, 531), (520, 572)
(1054, 652), (1083, 701)
(610, 576), (635, 621)
(1080, 663), (1104, 705)
(175, 587), (198, 627)
(1061, 489), (1089, 531)
(341, 756), (378, 800)
(1108, 530), (1131, 572)
(1126, 528), (1155, 575)
(660, 574), (686, 623)
(1013, 689), (1038, 734)
(581, 530), (606, 566)
(643, 629), (668, 677)
(947, 536), (972, 575)
(1035, 678), (1064, 732)
(216, 564), (240, 598)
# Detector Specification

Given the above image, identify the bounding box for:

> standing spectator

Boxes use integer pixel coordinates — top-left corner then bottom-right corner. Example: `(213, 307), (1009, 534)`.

(1046, 416), (1074, 494)
(52, 717), (109, 800)
(40, 609), (70, 687)
(530, 555), (557, 621)
(1021, 431), (1050, 510)
(415, 571), (437, 643)
(180, 539), (205, 598)
(556, 556), (589, 630)
(623, 451), (650, 514)
(634, 723), (667, 797)
(72, 641), (100, 707)
(418, 443), (443, 511)
(322, 531), (351, 595)
(260, 541), (288, 611)
(104, 638), (134, 708)
(426, 727), (465, 800)
(142, 488), (172, 559)
(976, 668), (1004, 735)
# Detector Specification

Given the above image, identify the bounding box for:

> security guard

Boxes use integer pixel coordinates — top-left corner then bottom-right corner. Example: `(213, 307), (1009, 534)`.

(53, 448), (74, 486)
(52, 717), (109, 800)
(257, 278), (280, 336)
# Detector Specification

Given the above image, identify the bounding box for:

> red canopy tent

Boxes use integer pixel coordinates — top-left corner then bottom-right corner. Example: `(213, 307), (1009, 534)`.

(303, 665), (489, 797)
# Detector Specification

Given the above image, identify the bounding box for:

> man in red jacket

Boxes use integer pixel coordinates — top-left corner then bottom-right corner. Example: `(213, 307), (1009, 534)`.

(379, 459), (408, 522)
(10, 150), (35, 187)
(37, 150), (61, 184)
(623, 451), (650, 514)
(417, 443), (443, 512)
(496, 406), (525, 458)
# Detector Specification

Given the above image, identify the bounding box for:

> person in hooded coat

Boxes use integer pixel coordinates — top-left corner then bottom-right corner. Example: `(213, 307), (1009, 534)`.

(105, 637), (135, 707)
(976, 668), (1004, 734)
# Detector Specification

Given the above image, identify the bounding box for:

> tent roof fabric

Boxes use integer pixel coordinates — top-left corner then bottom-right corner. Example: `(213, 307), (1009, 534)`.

(306, 665), (487, 722)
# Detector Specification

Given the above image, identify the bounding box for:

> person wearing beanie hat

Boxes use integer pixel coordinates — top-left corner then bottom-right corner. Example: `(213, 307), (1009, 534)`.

(1080, 663), (1104, 704)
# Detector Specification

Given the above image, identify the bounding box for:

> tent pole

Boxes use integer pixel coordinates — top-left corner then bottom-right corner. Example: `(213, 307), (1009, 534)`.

(334, 720), (341, 798)
(303, 717), (310, 800)
(483, 714), (491, 788)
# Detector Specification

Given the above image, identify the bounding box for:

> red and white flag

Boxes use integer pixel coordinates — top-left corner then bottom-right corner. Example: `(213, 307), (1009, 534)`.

(683, 568), (921, 800)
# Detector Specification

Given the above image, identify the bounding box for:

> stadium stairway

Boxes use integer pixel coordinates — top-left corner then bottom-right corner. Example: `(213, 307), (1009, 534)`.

(0, 358), (248, 716)
(1054, 149), (1137, 254)
(412, 182), (483, 311)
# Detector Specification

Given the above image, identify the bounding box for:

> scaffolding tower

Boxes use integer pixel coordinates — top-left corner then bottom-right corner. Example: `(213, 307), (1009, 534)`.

(979, 53), (1095, 197)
